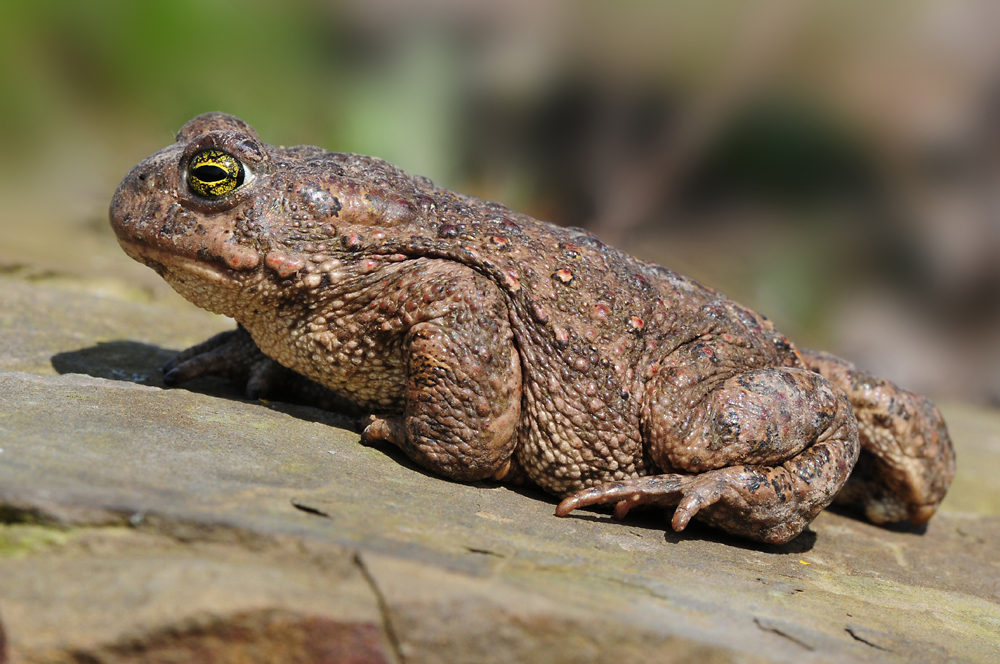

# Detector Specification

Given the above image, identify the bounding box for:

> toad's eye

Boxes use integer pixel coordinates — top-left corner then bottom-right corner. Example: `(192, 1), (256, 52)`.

(187, 149), (248, 198)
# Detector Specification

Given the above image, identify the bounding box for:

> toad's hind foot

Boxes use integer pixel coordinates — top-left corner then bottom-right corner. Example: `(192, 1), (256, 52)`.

(557, 463), (838, 544)
(605, 362), (861, 543)
(556, 473), (727, 532)
(559, 365), (863, 544)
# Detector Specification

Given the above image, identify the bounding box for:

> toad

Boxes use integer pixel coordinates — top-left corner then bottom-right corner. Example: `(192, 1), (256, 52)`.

(109, 113), (955, 544)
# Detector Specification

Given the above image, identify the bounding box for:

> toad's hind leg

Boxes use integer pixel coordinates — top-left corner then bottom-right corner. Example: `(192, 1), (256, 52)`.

(558, 358), (859, 544)
(801, 350), (955, 526)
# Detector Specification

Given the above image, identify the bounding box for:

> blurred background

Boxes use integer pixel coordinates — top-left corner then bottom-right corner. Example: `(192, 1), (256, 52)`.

(3, 0), (1000, 403)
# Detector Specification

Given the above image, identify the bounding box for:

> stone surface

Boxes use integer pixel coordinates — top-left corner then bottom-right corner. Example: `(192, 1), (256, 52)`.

(1, 274), (999, 663)
(0, 528), (391, 663)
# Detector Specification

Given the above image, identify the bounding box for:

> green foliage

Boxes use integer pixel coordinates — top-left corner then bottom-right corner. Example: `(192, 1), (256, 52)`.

(0, 0), (343, 150)
(0, 0), (469, 185)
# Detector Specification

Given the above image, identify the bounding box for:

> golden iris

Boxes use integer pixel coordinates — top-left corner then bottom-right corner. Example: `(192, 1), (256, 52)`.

(187, 150), (245, 198)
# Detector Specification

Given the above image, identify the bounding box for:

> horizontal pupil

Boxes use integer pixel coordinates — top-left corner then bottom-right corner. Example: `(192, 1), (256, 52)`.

(193, 164), (229, 182)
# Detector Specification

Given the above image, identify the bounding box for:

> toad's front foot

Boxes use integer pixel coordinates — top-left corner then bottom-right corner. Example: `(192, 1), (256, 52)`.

(163, 327), (369, 416)
(162, 325), (298, 399)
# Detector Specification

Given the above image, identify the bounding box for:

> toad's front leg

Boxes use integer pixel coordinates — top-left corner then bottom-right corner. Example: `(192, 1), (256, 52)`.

(163, 324), (297, 399)
(559, 343), (859, 544)
(362, 267), (522, 482)
(161, 324), (358, 413)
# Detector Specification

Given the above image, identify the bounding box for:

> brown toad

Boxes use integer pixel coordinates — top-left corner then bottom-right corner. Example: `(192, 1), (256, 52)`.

(109, 113), (955, 544)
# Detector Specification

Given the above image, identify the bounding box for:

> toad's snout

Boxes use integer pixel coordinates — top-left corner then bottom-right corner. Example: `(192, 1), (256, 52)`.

(109, 153), (260, 275)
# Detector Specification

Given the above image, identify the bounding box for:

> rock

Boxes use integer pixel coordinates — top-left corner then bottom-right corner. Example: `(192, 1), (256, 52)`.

(1, 275), (999, 663)
(0, 526), (392, 663)
(0, 277), (230, 382)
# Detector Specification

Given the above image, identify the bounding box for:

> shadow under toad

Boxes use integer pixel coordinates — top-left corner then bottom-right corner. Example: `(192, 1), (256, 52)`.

(825, 504), (929, 535)
(51, 340), (446, 482)
(51, 340), (821, 553)
(552, 499), (818, 553)
(50, 340), (358, 432)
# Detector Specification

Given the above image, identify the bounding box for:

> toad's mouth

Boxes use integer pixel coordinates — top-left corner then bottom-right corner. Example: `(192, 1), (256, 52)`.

(116, 238), (241, 287)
